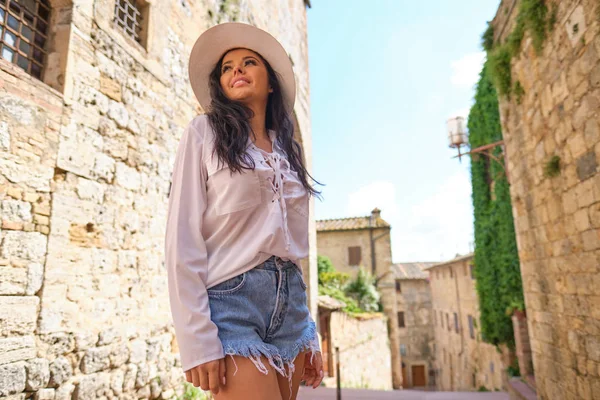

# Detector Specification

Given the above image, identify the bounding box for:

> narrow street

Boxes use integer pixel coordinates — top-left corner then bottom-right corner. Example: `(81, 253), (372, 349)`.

(297, 387), (510, 400)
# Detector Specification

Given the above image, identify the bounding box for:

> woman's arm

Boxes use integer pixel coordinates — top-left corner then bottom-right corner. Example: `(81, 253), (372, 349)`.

(165, 117), (224, 372)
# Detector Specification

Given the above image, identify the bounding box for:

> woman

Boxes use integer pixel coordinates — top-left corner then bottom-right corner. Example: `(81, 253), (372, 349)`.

(165, 22), (324, 400)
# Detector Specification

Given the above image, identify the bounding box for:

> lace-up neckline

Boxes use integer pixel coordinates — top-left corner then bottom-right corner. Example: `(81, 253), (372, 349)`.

(249, 133), (292, 251)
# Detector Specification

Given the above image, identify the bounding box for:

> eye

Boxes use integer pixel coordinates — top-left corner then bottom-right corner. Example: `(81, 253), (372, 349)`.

(245, 59), (257, 66)
(221, 65), (232, 73)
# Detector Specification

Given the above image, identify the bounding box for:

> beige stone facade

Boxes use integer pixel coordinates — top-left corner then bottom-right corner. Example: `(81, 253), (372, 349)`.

(428, 254), (506, 392)
(317, 295), (393, 390)
(0, 1), (317, 399)
(316, 208), (403, 388)
(392, 262), (436, 389)
(490, 1), (600, 399)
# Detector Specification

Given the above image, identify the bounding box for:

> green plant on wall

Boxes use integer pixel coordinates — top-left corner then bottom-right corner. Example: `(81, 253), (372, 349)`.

(317, 255), (380, 315)
(543, 155), (561, 178)
(484, 0), (555, 98)
(467, 62), (524, 348)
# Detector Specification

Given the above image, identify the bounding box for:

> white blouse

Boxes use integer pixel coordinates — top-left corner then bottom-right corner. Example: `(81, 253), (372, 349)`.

(164, 115), (313, 372)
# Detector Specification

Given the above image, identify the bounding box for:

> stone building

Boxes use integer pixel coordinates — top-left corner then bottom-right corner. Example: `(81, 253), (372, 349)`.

(0, 1), (318, 399)
(317, 295), (392, 390)
(316, 208), (403, 388)
(392, 262), (436, 389)
(426, 254), (506, 392)
(489, 0), (600, 399)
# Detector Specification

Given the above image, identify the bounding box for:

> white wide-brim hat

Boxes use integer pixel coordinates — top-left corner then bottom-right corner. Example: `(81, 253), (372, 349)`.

(188, 22), (296, 114)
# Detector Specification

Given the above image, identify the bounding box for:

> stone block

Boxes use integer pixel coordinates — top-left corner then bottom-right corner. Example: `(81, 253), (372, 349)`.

(115, 162), (140, 191)
(25, 358), (50, 390)
(0, 231), (47, 263)
(6, 187), (23, 199)
(33, 388), (55, 400)
(0, 362), (26, 397)
(53, 383), (74, 400)
(39, 333), (74, 358)
(109, 343), (129, 368)
(81, 346), (112, 374)
(107, 101), (129, 129)
(99, 75), (122, 102)
(123, 364), (137, 392)
(577, 151), (598, 181)
(1, 199), (32, 223)
(582, 229), (600, 252)
(0, 155), (54, 192)
(73, 373), (110, 400)
(128, 340), (147, 364)
(110, 368), (125, 395)
(0, 336), (36, 365)
(48, 357), (72, 388)
(26, 263), (43, 295)
(0, 266), (27, 295)
(0, 297), (39, 336)
(136, 363), (149, 389)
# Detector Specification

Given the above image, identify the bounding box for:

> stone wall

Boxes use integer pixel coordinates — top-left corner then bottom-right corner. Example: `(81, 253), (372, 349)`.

(491, 0), (600, 399)
(327, 311), (392, 390)
(316, 224), (403, 388)
(396, 279), (434, 388)
(429, 255), (506, 392)
(0, 1), (315, 399)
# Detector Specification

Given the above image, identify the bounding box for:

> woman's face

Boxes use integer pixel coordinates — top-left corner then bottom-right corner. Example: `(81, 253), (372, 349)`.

(219, 48), (272, 106)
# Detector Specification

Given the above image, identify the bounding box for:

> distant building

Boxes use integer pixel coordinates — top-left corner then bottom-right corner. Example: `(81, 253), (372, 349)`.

(392, 262), (437, 389)
(316, 208), (403, 388)
(426, 254), (506, 391)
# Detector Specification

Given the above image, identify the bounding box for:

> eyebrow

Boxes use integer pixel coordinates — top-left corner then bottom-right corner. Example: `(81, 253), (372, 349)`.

(222, 56), (260, 66)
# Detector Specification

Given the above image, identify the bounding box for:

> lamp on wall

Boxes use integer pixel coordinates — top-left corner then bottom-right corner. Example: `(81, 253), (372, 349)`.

(446, 116), (509, 182)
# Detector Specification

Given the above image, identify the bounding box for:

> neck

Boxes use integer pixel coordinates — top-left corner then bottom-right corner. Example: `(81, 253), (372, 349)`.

(248, 102), (268, 142)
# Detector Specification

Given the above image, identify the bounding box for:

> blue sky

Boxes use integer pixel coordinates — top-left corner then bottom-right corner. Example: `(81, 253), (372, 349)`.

(307, 0), (500, 263)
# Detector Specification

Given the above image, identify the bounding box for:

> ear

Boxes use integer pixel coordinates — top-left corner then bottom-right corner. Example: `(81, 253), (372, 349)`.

(268, 86), (274, 93)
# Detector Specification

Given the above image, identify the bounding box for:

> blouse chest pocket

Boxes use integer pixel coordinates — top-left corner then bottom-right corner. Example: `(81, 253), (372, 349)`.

(207, 159), (262, 215)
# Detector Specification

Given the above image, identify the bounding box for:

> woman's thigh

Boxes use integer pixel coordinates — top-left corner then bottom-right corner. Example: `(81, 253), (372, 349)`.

(213, 355), (282, 400)
(276, 351), (306, 400)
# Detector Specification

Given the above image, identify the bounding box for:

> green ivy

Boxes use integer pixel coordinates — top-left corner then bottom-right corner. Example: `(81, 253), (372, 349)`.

(483, 0), (554, 97)
(467, 62), (524, 348)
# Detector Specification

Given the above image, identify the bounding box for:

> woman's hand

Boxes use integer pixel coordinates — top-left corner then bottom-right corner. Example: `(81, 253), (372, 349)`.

(301, 351), (324, 388)
(185, 358), (227, 395)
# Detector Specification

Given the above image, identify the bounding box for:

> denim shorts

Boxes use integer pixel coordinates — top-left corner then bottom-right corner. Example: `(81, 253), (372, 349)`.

(207, 256), (319, 392)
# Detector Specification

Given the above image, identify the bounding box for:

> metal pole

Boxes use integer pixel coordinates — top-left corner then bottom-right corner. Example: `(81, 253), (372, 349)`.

(336, 346), (341, 400)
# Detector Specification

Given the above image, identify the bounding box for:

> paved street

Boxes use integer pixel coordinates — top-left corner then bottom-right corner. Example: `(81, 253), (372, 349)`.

(297, 387), (509, 400)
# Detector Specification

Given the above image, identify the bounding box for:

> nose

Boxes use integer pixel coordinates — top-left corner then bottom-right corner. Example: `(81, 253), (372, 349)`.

(233, 63), (244, 75)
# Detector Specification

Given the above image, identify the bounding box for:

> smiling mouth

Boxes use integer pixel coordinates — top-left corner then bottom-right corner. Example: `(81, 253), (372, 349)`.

(232, 80), (250, 88)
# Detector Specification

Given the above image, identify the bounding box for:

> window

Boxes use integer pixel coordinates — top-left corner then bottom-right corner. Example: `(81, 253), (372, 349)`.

(468, 315), (475, 339)
(454, 312), (459, 333)
(433, 311), (436, 325)
(348, 246), (361, 266)
(400, 344), (407, 356)
(446, 314), (450, 331)
(490, 362), (495, 373)
(440, 311), (444, 328)
(395, 280), (401, 293)
(397, 311), (405, 328)
(0, 0), (50, 80)
(472, 373), (476, 388)
(113, 0), (149, 47)
(449, 267), (453, 278)
(464, 265), (468, 276)
(470, 264), (475, 279)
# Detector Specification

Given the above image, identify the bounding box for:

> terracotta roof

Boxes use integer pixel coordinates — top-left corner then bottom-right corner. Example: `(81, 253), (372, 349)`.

(392, 263), (437, 280)
(316, 215), (391, 232)
(423, 253), (475, 270)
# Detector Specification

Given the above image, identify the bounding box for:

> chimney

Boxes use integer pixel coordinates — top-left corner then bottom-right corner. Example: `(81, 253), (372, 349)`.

(371, 208), (381, 220)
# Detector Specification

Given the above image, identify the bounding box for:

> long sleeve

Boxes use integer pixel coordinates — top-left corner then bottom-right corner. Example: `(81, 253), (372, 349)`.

(165, 119), (224, 372)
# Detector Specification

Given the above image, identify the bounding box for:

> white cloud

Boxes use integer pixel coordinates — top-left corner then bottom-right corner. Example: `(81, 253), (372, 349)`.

(450, 52), (486, 89)
(391, 172), (474, 262)
(346, 181), (398, 220)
